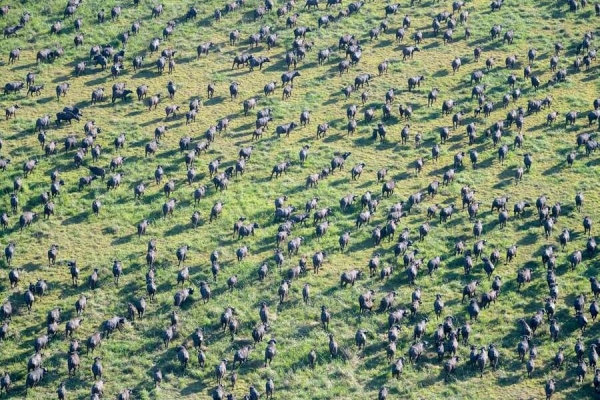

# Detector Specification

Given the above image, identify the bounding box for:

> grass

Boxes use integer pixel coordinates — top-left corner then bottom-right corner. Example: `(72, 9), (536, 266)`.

(0, 0), (599, 398)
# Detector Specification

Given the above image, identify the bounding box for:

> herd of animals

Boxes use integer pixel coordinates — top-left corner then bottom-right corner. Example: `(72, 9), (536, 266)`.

(1, 0), (600, 398)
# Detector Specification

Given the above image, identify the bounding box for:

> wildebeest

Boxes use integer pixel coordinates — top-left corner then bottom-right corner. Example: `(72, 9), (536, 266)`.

(25, 367), (48, 392)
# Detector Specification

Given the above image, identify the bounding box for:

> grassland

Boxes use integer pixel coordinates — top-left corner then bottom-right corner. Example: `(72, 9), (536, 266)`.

(0, 0), (600, 398)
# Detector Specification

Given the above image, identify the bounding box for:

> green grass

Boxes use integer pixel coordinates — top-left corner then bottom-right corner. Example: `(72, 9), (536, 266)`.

(0, 0), (599, 398)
